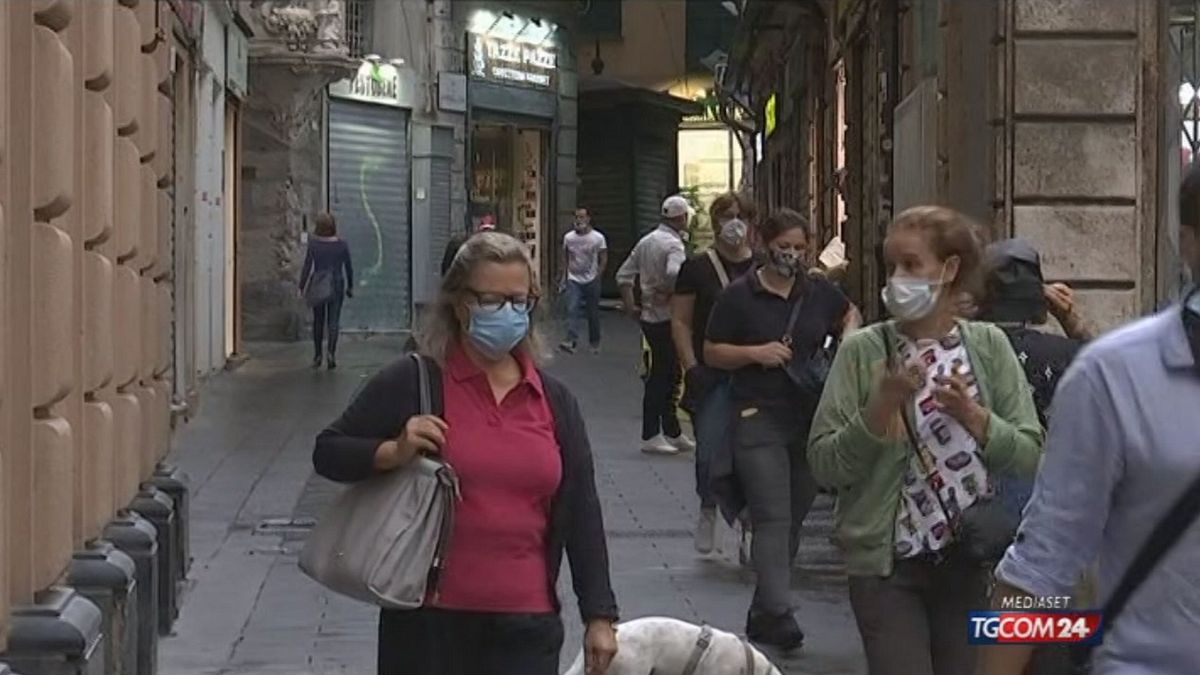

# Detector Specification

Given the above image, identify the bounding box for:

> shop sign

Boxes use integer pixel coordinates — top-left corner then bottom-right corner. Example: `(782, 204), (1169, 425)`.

(467, 10), (558, 90)
(471, 35), (557, 89)
(765, 93), (777, 137)
(330, 61), (407, 107)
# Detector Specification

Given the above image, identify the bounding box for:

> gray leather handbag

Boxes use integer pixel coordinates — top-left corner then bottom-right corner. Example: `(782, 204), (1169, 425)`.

(299, 353), (461, 609)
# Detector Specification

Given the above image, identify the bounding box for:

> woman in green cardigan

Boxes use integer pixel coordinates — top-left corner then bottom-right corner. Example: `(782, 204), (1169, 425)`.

(807, 206), (1042, 675)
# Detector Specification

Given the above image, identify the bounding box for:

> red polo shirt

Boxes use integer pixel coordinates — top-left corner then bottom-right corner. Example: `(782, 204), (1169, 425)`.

(432, 346), (563, 613)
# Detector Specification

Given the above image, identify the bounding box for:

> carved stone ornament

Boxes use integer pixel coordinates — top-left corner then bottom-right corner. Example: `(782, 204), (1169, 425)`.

(248, 0), (350, 58)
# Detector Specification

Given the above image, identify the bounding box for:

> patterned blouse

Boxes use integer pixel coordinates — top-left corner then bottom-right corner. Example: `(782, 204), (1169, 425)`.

(893, 327), (991, 559)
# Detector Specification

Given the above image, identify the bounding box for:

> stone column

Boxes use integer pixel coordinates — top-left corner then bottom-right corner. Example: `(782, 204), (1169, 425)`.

(240, 0), (356, 340)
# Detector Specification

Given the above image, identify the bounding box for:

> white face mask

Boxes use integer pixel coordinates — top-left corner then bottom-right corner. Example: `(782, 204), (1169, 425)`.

(718, 218), (748, 246)
(882, 268), (946, 321)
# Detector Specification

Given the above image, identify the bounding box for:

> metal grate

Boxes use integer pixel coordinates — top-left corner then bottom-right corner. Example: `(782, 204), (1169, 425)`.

(345, 0), (372, 58)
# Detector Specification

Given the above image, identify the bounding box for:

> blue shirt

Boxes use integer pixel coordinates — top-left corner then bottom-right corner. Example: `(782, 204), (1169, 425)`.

(300, 238), (353, 292)
(995, 306), (1200, 674)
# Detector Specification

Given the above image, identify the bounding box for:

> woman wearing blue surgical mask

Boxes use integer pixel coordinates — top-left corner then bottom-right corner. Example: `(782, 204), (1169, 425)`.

(313, 232), (618, 675)
(807, 206), (1042, 675)
(704, 209), (862, 650)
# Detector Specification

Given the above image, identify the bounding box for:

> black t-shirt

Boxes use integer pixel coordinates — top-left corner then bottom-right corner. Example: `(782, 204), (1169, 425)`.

(999, 326), (1083, 426)
(674, 250), (755, 363)
(706, 270), (850, 407)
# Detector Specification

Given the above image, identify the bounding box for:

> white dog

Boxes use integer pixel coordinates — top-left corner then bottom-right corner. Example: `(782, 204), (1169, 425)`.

(562, 617), (784, 675)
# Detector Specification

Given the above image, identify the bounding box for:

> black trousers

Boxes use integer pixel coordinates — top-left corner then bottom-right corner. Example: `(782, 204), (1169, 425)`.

(847, 551), (988, 675)
(639, 320), (682, 441)
(312, 291), (344, 357)
(378, 608), (564, 675)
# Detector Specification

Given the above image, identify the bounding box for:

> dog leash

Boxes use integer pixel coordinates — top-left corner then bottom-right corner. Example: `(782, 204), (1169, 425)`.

(742, 639), (757, 674)
(677, 624), (759, 675)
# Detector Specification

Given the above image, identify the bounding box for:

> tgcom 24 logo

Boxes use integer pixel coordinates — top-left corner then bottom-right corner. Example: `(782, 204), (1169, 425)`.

(967, 611), (1104, 645)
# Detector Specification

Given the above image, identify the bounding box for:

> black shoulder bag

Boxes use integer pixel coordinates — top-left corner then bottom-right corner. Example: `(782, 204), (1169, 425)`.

(881, 324), (1018, 565)
(783, 280), (838, 412)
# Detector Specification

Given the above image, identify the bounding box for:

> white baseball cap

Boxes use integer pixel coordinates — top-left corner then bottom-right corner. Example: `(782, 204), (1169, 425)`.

(661, 195), (691, 219)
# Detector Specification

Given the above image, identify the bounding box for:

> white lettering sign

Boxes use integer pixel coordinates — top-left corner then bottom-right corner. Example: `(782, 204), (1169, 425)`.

(472, 36), (556, 89)
(330, 64), (406, 106)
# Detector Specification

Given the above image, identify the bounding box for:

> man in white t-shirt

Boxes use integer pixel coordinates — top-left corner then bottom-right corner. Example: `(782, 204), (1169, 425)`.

(559, 207), (608, 354)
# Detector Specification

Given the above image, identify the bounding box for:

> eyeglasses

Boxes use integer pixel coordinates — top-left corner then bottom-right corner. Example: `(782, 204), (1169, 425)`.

(464, 289), (538, 314)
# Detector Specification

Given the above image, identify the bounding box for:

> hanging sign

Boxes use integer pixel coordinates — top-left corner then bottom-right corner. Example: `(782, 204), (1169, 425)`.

(765, 93), (777, 137)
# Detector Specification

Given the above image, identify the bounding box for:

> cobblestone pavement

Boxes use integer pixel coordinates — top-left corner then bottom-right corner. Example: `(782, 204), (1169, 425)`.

(158, 316), (867, 674)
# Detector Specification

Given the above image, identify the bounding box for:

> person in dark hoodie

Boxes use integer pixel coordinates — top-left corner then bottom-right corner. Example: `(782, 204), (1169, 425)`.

(976, 238), (1092, 522)
(978, 238), (1090, 426)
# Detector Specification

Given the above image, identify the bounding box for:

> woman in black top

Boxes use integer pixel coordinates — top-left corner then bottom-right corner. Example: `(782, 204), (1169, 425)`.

(704, 209), (861, 649)
(300, 212), (354, 369)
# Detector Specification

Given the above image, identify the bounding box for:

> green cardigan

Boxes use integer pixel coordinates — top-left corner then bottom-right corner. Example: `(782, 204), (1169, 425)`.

(806, 320), (1043, 577)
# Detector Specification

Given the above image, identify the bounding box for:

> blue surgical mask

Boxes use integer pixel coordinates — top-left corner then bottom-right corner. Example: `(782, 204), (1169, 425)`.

(467, 303), (530, 360)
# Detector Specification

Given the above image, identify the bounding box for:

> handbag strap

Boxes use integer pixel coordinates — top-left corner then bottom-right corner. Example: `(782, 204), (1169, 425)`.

(414, 353), (432, 415)
(880, 324), (960, 528)
(410, 352), (445, 417)
(706, 248), (731, 288)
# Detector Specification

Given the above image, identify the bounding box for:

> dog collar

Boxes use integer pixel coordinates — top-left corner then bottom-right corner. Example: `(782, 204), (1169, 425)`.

(680, 625), (713, 675)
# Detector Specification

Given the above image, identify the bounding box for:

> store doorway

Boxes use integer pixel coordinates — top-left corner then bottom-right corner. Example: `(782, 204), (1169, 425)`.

(470, 123), (550, 282)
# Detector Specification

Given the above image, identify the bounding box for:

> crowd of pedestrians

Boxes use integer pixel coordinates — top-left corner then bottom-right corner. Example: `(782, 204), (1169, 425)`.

(305, 162), (1200, 673)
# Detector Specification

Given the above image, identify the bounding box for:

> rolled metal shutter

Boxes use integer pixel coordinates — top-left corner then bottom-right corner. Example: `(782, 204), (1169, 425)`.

(328, 99), (412, 331)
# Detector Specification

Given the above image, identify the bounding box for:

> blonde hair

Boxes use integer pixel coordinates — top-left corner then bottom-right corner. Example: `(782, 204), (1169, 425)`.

(415, 231), (548, 365)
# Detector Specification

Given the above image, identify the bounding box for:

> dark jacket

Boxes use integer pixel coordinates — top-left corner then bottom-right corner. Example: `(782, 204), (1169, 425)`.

(312, 354), (619, 624)
(300, 238), (354, 293)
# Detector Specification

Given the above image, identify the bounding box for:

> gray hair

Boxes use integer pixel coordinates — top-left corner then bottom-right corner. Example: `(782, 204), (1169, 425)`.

(415, 231), (548, 365)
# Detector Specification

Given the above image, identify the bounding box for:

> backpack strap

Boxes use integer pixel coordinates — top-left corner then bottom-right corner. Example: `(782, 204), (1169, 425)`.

(706, 248), (731, 289)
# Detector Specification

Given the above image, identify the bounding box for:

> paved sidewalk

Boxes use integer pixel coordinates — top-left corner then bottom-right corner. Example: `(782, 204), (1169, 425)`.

(158, 316), (866, 675)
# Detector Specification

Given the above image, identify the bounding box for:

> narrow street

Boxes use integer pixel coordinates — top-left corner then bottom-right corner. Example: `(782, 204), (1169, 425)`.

(158, 315), (866, 675)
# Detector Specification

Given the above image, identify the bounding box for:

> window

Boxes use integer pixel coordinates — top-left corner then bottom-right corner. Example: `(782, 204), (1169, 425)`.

(345, 0), (373, 58)
(580, 0), (622, 39)
(686, 0), (738, 74)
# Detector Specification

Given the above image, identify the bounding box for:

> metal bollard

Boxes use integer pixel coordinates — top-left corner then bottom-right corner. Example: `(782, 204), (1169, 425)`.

(129, 487), (177, 636)
(1, 587), (104, 675)
(148, 464), (190, 582)
(103, 513), (158, 675)
(67, 541), (138, 675)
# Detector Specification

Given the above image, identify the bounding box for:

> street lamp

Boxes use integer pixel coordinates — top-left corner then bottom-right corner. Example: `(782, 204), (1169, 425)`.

(721, 1), (740, 17)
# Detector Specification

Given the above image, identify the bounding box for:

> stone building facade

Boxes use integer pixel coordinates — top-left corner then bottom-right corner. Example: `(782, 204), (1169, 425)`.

(0, 0), (176, 667)
(0, 1), (260, 670)
(723, 0), (1188, 329)
(238, 0), (582, 339)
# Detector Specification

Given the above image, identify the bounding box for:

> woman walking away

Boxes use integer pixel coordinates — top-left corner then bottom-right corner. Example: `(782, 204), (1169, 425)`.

(807, 206), (1042, 675)
(300, 212), (353, 369)
(312, 231), (619, 675)
(704, 208), (861, 650)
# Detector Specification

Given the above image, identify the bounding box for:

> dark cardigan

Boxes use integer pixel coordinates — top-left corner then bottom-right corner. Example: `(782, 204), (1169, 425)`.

(312, 354), (619, 624)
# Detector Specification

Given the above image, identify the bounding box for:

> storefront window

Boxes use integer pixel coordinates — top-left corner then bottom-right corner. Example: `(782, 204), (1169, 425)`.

(470, 123), (549, 280)
(678, 125), (742, 250)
